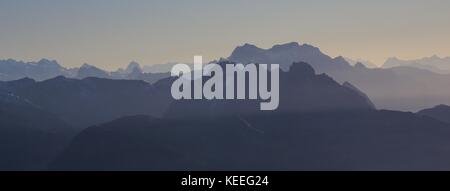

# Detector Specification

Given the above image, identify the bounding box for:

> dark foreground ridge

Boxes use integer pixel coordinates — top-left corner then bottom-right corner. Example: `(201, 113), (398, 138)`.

(50, 110), (450, 171)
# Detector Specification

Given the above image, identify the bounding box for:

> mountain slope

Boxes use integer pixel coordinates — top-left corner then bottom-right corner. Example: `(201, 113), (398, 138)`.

(344, 57), (378, 68)
(383, 56), (450, 74)
(0, 59), (74, 81)
(229, 42), (450, 111)
(77, 64), (110, 79)
(0, 92), (74, 170)
(50, 110), (450, 170)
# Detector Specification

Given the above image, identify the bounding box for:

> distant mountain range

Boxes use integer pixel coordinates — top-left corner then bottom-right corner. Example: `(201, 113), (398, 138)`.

(383, 55), (450, 74)
(3, 43), (450, 111)
(0, 60), (374, 127)
(0, 60), (381, 170)
(229, 42), (450, 111)
(0, 59), (77, 81)
(0, 59), (169, 84)
(344, 57), (378, 68)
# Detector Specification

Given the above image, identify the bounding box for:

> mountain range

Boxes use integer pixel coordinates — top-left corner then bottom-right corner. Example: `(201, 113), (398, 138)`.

(0, 59), (77, 81)
(383, 55), (450, 74)
(0, 59), (373, 128)
(0, 59), (378, 170)
(4, 42), (450, 111)
(3, 42), (450, 170)
(228, 42), (352, 73)
(228, 42), (450, 111)
(0, 59), (169, 84)
(344, 57), (378, 68)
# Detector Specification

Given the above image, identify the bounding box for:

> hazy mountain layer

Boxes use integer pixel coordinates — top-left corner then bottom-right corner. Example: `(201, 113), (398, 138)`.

(165, 61), (374, 119)
(229, 42), (450, 111)
(0, 59), (169, 84)
(384, 56), (450, 74)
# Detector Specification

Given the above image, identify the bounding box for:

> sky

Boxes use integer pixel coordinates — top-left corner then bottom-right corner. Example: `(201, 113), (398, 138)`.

(1, 0), (449, 70)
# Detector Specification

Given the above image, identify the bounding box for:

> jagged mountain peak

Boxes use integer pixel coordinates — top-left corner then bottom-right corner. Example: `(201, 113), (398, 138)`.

(229, 42), (351, 72)
(270, 42), (301, 50)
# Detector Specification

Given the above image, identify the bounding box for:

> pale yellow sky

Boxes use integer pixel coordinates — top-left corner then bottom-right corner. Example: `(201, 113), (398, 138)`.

(1, 0), (449, 70)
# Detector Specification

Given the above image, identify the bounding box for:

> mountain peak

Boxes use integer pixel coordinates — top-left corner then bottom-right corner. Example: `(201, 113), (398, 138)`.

(37, 58), (53, 63)
(126, 61), (142, 74)
(334, 56), (346, 61)
(77, 63), (109, 79)
(242, 43), (259, 48)
(231, 43), (259, 51)
(299, 43), (321, 51)
(228, 43), (264, 63)
(354, 62), (367, 69)
(233, 43), (263, 52)
(36, 59), (61, 68)
(81, 63), (94, 69)
(270, 42), (301, 50)
(229, 42), (351, 72)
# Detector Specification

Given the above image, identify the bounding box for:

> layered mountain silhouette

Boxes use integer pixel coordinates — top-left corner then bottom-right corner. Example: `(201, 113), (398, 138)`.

(0, 92), (75, 170)
(4, 42), (450, 111)
(229, 42), (450, 111)
(344, 57), (378, 68)
(72, 62), (170, 84)
(0, 77), (173, 128)
(0, 59), (77, 81)
(4, 42), (450, 171)
(50, 110), (450, 170)
(384, 56), (450, 74)
(77, 64), (110, 79)
(229, 42), (352, 72)
(0, 60), (373, 127)
(165, 61), (374, 118)
(345, 65), (450, 111)
(417, 104), (450, 124)
(0, 59), (169, 84)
